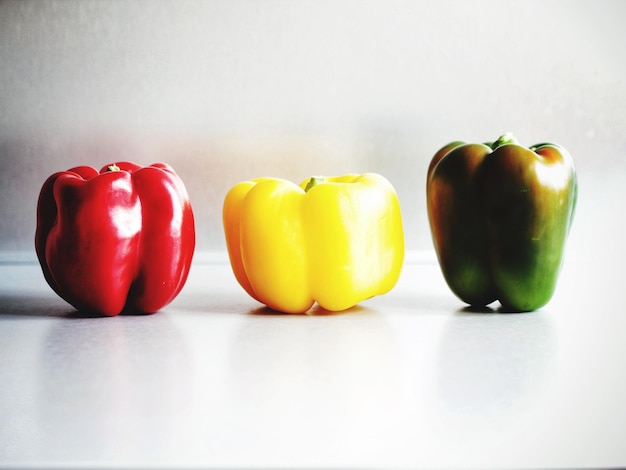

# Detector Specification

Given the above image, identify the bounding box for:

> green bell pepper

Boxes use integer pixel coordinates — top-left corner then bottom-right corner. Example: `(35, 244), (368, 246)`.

(426, 133), (578, 311)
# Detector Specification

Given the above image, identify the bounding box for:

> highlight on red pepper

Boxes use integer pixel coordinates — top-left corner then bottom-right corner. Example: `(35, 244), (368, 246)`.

(426, 133), (578, 312)
(35, 162), (196, 316)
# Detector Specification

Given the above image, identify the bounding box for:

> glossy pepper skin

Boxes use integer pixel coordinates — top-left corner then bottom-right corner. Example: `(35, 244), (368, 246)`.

(223, 173), (404, 313)
(35, 162), (196, 316)
(427, 133), (577, 311)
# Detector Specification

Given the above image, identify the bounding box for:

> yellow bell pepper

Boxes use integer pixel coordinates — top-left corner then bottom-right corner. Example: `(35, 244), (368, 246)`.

(223, 173), (405, 313)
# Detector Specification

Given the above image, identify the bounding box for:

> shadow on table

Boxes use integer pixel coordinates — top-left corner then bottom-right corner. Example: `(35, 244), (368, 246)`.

(0, 293), (164, 318)
(0, 293), (75, 318)
(248, 303), (372, 316)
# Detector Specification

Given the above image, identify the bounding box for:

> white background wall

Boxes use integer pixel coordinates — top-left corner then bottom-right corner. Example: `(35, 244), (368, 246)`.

(1, 0), (625, 259)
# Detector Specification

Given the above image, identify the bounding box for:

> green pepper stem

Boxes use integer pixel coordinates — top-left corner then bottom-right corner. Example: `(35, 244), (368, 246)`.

(490, 132), (520, 150)
(304, 176), (325, 192)
(106, 164), (121, 172)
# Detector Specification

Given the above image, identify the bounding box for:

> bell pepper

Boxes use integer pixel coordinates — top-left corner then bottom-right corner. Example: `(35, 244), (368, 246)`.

(35, 162), (196, 316)
(223, 173), (405, 313)
(426, 133), (577, 311)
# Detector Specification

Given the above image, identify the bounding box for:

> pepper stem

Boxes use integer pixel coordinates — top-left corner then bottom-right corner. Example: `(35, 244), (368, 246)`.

(304, 176), (325, 192)
(490, 132), (519, 150)
(106, 164), (121, 172)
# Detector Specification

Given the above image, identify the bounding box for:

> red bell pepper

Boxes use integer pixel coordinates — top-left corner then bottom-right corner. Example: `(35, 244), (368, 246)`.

(35, 162), (196, 316)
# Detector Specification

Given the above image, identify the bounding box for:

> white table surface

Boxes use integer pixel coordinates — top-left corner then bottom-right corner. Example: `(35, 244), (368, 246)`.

(1, 250), (624, 469)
